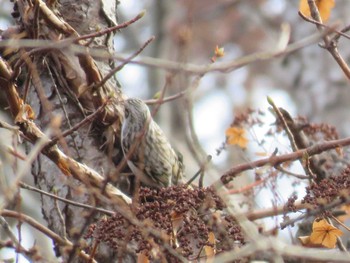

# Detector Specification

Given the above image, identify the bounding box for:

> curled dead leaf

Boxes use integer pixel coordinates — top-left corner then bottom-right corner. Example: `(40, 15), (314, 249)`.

(309, 219), (343, 249)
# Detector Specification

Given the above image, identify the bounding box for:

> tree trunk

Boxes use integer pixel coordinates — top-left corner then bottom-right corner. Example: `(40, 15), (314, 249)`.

(1, 0), (131, 261)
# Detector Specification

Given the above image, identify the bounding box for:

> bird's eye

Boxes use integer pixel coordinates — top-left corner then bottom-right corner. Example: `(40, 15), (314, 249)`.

(124, 108), (129, 118)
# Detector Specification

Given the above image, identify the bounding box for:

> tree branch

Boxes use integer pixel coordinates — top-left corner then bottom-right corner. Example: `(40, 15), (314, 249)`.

(213, 136), (350, 188)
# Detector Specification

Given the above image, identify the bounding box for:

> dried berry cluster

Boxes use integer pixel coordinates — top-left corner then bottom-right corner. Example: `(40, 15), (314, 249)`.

(302, 121), (339, 142)
(85, 185), (244, 261)
(284, 166), (350, 216)
(284, 194), (298, 213)
(302, 167), (350, 207)
(231, 108), (264, 127)
(269, 115), (339, 143)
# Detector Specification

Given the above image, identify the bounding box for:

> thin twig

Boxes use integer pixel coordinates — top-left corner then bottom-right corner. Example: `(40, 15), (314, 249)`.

(245, 201), (307, 221)
(76, 11), (145, 42)
(7, 147), (26, 161)
(0, 216), (33, 262)
(298, 12), (350, 40)
(53, 189), (67, 240)
(278, 197), (350, 230)
(186, 155), (212, 187)
(0, 210), (96, 262)
(88, 36), (155, 92)
(331, 215), (350, 232)
(227, 171), (277, 195)
(331, 24), (350, 43)
(45, 59), (81, 158)
(184, 75), (207, 165)
(275, 165), (309, 180)
(325, 217), (347, 252)
(3, 130), (52, 208)
(0, 120), (20, 132)
(145, 89), (188, 105)
(0, 28), (330, 76)
(110, 28), (330, 75)
(47, 99), (110, 148)
(302, 0), (350, 80)
(19, 182), (114, 215)
(214, 135), (350, 188)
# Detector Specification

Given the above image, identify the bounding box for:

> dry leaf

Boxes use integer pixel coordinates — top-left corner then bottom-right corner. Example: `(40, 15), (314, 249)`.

(298, 235), (324, 248)
(309, 219), (343, 248)
(204, 231), (216, 262)
(225, 127), (248, 149)
(299, 0), (335, 22)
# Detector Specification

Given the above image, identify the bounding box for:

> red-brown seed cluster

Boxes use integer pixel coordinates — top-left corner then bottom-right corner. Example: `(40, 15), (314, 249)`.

(231, 108), (264, 127)
(302, 122), (339, 141)
(84, 185), (244, 260)
(302, 168), (350, 208)
(267, 115), (339, 143)
(284, 194), (298, 213)
(284, 165), (350, 218)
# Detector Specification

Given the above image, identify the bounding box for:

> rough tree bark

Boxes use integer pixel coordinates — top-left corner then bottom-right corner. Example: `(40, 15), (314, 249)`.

(0, 0), (133, 261)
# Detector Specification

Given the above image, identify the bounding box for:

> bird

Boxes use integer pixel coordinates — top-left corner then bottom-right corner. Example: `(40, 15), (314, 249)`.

(121, 98), (184, 188)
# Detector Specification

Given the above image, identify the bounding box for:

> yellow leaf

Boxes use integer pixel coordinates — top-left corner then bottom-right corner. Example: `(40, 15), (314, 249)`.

(204, 231), (216, 262)
(298, 235), (325, 248)
(309, 219), (343, 248)
(225, 127), (248, 149)
(299, 0), (335, 22)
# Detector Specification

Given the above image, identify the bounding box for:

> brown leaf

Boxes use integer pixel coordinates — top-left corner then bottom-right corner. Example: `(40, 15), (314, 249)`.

(299, 0), (335, 22)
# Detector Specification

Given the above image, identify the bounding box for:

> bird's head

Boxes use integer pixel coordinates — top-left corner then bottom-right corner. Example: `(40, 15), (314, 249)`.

(123, 98), (151, 126)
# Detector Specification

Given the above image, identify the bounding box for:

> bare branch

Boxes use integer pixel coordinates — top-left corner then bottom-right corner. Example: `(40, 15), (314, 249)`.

(0, 210), (96, 262)
(213, 136), (350, 188)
